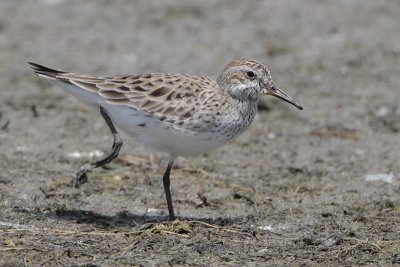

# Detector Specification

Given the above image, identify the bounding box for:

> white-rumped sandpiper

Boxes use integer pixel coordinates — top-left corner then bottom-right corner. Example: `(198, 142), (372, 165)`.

(29, 59), (303, 220)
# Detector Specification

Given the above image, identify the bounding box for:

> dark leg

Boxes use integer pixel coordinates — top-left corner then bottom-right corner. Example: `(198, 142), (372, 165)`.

(163, 160), (175, 221)
(93, 107), (123, 167)
(72, 106), (123, 188)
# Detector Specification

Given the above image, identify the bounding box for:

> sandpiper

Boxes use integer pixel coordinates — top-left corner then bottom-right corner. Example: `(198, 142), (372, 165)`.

(29, 59), (303, 220)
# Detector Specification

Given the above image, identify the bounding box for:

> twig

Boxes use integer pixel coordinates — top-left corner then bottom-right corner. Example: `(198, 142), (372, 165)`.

(0, 247), (29, 251)
(189, 220), (253, 237)
(1, 119), (10, 130)
(38, 257), (54, 266)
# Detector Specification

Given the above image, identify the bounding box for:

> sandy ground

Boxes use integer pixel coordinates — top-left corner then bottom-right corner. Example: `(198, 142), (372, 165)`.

(1, 0), (399, 266)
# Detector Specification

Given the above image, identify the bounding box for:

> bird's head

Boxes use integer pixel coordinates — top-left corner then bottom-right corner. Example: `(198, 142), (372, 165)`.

(217, 59), (303, 110)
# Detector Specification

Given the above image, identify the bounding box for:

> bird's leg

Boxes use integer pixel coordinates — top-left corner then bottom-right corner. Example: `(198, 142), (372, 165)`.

(93, 107), (123, 167)
(72, 106), (123, 188)
(162, 158), (175, 221)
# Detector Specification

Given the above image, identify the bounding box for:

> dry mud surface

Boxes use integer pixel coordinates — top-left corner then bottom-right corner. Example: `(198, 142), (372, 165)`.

(1, 1), (399, 266)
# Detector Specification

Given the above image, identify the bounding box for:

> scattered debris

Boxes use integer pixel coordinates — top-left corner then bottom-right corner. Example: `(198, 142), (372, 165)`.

(67, 150), (104, 159)
(369, 104), (400, 133)
(147, 220), (192, 237)
(196, 190), (210, 207)
(365, 173), (394, 183)
(267, 132), (276, 139)
(1, 119), (10, 130)
(310, 124), (360, 140)
(322, 234), (342, 249)
(30, 105), (39, 117)
(321, 212), (333, 217)
(257, 224), (287, 236)
(194, 242), (228, 254)
(232, 190), (255, 205)
(258, 225), (274, 231)
(0, 176), (11, 184)
(299, 236), (319, 246)
(0, 221), (32, 229)
(39, 187), (56, 199)
(15, 145), (28, 152)
(287, 166), (304, 175)
(393, 253), (400, 264)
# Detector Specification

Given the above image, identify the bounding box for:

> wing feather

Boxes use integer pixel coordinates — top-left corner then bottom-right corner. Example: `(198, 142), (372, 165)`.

(29, 62), (221, 123)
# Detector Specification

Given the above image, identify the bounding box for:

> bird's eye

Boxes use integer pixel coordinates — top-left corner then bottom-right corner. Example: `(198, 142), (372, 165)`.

(246, 71), (256, 79)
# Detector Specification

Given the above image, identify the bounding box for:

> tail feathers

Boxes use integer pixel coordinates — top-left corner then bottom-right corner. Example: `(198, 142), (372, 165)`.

(28, 62), (70, 83)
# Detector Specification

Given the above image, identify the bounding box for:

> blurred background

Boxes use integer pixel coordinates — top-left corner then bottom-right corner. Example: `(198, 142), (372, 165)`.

(0, 0), (399, 266)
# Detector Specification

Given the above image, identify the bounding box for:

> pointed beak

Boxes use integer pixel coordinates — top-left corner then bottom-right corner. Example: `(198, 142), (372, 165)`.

(267, 85), (303, 110)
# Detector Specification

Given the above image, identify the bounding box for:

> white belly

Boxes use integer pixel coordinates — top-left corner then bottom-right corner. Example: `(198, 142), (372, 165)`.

(104, 104), (228, 156)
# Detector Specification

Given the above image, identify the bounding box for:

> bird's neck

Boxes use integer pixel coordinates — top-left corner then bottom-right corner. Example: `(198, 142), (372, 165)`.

(228, 97), (258, 123)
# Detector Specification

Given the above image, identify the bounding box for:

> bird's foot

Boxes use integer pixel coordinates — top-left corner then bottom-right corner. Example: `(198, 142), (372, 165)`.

(72, 163), (93, 188)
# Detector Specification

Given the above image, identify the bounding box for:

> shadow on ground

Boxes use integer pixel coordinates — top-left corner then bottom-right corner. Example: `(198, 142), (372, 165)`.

(14, 207), (246, 228)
